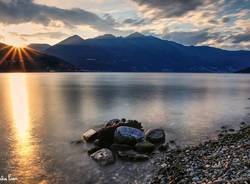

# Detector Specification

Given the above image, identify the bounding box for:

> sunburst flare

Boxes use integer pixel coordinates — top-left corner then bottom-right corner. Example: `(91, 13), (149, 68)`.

(0, 45), (37, 71)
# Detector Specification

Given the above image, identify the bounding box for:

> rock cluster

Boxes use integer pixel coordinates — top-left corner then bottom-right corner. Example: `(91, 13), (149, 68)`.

(151, 123), (250, 184)
(81, 119), (166, 166)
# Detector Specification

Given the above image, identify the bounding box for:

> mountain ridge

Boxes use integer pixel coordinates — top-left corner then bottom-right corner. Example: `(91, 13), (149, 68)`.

(45, 33), (250, 72)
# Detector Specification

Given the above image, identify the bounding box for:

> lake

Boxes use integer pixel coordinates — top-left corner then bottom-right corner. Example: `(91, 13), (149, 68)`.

(0, 73), (249, 183)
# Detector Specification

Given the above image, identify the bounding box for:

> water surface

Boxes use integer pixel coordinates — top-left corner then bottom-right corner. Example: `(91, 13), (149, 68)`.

(0, 73), (249, 184)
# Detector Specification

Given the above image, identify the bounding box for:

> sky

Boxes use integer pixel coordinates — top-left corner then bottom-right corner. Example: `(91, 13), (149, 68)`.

(0, 0), (249, 50)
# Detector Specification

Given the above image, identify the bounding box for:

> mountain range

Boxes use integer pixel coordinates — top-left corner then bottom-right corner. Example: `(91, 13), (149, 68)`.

(0, 42), (76, 72)
(1, 33), (250, 73)
(44, 33), (250, 73)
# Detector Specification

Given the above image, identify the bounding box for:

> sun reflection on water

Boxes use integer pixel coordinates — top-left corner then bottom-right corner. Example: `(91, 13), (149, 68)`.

(9, 74), (30, 141)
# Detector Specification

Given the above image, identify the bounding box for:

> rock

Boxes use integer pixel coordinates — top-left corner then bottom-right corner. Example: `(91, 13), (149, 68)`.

(110, 144), (133, 151)
(169, 140), (175, 144)
(158, 143), (169, 151)
(88, 146), (101, 155)
(114, 126), (144, 145)
(146, 128), (165, 144)
(82, 129), (97, 142)
(240, 122), (246, 126)
(90, 148), (115, 166)
(124, 120), (143, 131)
(96, 126), (118, 147)
(121, 118), (126, 123)
(117, 150), (149, 161)
(70, 139), (84, 145)
(135, 141), (155, 153)
(228, 128), (235, 132)
(105, 119), (120, 127)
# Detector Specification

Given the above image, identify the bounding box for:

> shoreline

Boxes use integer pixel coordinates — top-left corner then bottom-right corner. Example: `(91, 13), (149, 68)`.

(150, 123), (250, 183)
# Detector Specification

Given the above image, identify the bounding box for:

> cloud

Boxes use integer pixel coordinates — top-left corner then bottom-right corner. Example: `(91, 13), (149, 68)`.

(131, 0), (204, 18)
(163, 30), (212, 45)
(0, 34), (4, 41)
(222, 16), (230, 23)
(231, 32), (250, 43)
(123, 18), (147, 26)
(19, 32), (68, 39)
(0, 0), (118, 32)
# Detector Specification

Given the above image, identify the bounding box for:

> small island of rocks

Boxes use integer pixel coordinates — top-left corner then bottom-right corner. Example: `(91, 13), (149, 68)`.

(72, 119), (250, 183)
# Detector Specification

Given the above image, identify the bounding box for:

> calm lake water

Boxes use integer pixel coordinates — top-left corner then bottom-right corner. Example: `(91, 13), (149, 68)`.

(0, 73), (250, 184)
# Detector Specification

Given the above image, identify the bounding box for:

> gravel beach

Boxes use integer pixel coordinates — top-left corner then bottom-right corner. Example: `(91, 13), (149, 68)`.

(151, 124), (250, 184)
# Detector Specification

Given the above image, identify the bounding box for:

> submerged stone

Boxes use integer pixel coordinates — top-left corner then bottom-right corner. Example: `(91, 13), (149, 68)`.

(110, 143), (133, 151)
(135, 141), (155, 153)
(145, 128), (165, 144)
(118, 150), (149, 161)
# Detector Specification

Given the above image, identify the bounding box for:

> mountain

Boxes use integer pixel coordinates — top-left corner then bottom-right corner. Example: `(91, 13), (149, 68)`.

(237, 66), (250, 73)
(0, 42), (77, 72)
(28, 43), (51, 52)
(56, 35), (84, 45)
(45, 33), (250, 72)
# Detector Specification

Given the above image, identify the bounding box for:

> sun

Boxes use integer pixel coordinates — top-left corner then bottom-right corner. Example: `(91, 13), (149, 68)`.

(11, 43), (26, 48)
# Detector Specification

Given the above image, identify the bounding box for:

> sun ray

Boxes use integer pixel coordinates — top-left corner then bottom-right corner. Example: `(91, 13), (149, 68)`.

(25, 47), (40, 55)
(0, 47), (15, 65)
(11, 48), (18, 61)
(22, 48), (34, 63)
(0, 45), (11, 52)
(17, 48), (26, 71)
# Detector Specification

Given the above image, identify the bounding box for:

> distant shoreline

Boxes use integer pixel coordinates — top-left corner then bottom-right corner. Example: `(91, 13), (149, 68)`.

(0, 71), (249, 74)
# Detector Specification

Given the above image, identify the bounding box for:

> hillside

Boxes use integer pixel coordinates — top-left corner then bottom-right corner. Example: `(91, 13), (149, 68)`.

(45, 33), (250, 72)
(0, 43), (77, 72)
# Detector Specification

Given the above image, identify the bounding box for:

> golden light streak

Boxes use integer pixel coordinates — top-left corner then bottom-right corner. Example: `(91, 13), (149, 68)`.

(9, 74), (30, 141)
(17, 48), (26, 71)
(22, 48), (36, 65)
(0, 47), (15, 65)
(25, 47), (40, 55)
(11, 47), (18, 61)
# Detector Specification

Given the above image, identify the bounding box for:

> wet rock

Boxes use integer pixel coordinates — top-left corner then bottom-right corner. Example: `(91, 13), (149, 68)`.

(158, 143), (169, 151)
(96, 119), (144, 146)
(240, 122), (246, 126)
(146, 128), (165, 144)
(114, 126), (144, 145)
(90, 148), (115, 166)
(117, 150), (149, 161)
(82, 129), (97, 142)
(135, 141), (155, 153)
(124, 120), (143, 131)
(70, 139), (84, 145)
(96, 126), (117, 147)
(110, 143), (133, 151)
(221, 126), (227, 130)
(88, 146), (101, 155)
(105, 119), (120, 127)
(169, 140), (175, 144)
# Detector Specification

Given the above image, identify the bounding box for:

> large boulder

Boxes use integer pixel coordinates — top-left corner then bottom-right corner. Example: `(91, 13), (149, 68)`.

(114, 126), (144, 145)
(135, 141), (155, 153)
(145, 128), (165, 144)
(117, 150), (149, 161)
(90, 148), (115, 166)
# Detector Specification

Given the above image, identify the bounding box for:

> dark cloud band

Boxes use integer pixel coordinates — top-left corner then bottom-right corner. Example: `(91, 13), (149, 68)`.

(0, 0), (116, 32)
